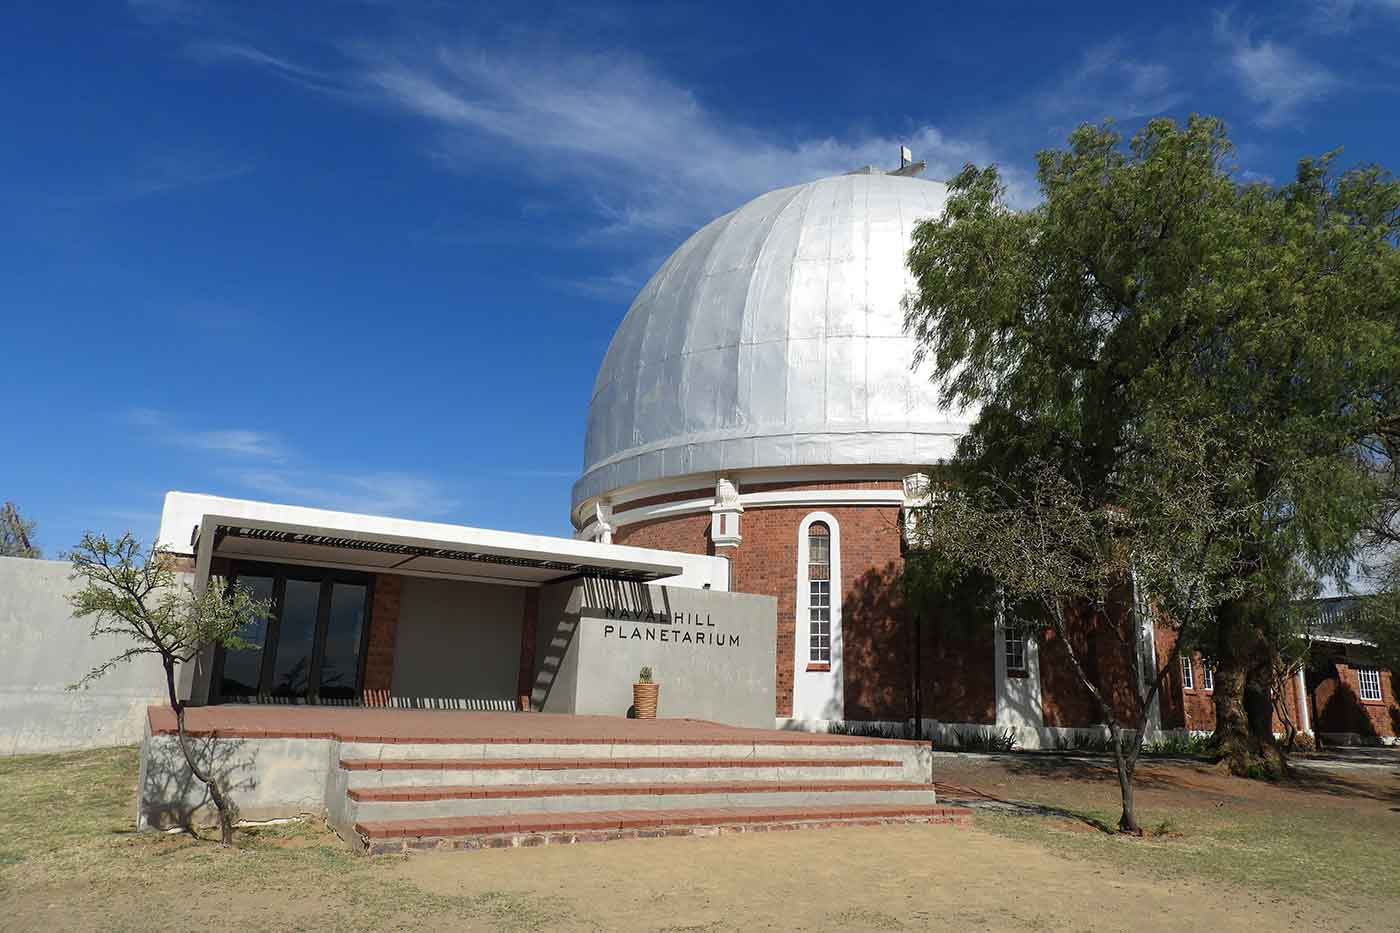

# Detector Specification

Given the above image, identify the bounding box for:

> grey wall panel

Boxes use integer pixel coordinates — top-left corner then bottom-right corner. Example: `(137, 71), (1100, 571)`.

(390, 578), (524, 710)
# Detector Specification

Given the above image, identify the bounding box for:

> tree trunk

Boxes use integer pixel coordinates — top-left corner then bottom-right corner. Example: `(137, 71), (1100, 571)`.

(1108, 722), (1141, 834)
(1212, 599), (1282, 777)
(162, 657), (237, 845)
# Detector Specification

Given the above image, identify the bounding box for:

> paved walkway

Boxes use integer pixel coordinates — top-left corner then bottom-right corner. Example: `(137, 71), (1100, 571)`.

(147, 706), (919, 746)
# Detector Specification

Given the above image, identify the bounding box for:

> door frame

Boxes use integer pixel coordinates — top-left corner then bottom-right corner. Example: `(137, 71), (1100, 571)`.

(210, 561), (376, 705)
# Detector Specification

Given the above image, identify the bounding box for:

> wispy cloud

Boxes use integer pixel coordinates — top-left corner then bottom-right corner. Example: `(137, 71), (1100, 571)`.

(179, 34), (1032, 227)
(1216, 11), (1341, 127)
(184, 40), (341, 93)
(231, 469), (461, 518)
(126, 408), (460, 518)
(1309, 0), (1400, 34)
(1038, 40), (1186, 124)
(49, 157), (252, 208)
(126, 408), (288, 460)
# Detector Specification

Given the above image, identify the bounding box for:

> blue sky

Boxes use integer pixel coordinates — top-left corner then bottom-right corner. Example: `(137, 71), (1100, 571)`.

(3, 0), (1398, 556)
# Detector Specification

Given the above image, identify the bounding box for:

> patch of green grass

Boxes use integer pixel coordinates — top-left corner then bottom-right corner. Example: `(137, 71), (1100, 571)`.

(0, 746), (573, 931)
(974, 788), (1400, 906)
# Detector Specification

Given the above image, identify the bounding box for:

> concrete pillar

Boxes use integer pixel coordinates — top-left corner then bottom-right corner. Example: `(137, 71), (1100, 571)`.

(710, 478), (743, 550)
(1295, 663), (1312, 735)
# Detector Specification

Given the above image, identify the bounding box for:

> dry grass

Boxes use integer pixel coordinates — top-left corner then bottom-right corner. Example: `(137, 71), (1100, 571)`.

(2, 746), (1397, 931)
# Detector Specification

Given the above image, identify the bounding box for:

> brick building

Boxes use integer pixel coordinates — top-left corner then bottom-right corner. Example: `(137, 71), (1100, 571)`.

(569, 159), (1399, 746)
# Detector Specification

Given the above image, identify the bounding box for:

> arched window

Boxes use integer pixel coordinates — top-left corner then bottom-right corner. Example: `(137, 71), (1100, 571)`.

(807, 522), (832, 664)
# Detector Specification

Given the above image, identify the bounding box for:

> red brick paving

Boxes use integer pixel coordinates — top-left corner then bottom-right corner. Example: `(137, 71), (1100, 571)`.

(355, 803), (972, 841)
(338, 756), (903, 772)
(147, 707), (921, 746)
(347, 780), (932, 802)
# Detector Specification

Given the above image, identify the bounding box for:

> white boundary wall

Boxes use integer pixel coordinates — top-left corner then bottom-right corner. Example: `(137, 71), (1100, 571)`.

(0, 556), (168, 755)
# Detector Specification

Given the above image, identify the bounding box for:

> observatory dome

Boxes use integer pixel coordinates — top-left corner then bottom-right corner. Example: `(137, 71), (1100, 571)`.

(574, 170), (971, 510)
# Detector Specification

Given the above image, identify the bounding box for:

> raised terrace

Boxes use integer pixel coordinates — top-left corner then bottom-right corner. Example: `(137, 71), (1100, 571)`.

(139, 707), (968, 852)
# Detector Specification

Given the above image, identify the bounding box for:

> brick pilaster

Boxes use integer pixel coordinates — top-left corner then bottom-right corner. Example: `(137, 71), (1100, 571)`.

(517, 589), (540, 709)
(363, 574), (402, 706)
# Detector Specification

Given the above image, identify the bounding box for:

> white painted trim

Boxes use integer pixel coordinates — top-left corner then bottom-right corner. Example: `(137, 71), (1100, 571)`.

(1295, 664), (1312, 735)
(1132, 569), (1163, 739)
(792, 512), (843, 722)
(573, 464), (914, 527)
(994, 608), (1044, 734)
(612, 488), (902, 530)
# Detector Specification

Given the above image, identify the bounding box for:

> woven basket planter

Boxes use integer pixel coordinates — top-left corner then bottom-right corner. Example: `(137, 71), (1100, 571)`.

(633, 682), (660, 719)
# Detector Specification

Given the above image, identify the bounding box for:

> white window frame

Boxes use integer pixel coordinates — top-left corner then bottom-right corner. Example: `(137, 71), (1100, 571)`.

(1003, 622), (1027, 675)
(1202, 658), (1214, 693)
(1181, 655), (1194, 690)
(1358, 667), (1383, 702)
(795, 513), (841, 671)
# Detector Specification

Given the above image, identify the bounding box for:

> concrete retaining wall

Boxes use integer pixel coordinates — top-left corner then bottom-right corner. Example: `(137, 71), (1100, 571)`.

(0, 556), (170, 755)
(532, 579), (777, 728)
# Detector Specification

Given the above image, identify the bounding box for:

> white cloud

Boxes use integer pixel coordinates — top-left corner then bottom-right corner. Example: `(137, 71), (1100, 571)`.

(1310, 0), (1400, 34)
(231, 469), (460, 518)
(189, 36), (1033, 227)
(1216, 12), (1341, 127)
(126, 409), (287, 459)
(1039, 41), (1186, 123)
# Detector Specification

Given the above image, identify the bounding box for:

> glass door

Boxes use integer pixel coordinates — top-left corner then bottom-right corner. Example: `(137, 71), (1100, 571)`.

(213, 564), (373, 704)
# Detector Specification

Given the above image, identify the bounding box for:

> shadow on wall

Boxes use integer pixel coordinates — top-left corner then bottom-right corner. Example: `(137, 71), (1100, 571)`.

(140, 735), (257, 832)
(845, 561), (999, 725)
(1311, 663), (1381, 742)
(531, 577), (670, 711)
(1039, 596), (1144, 728)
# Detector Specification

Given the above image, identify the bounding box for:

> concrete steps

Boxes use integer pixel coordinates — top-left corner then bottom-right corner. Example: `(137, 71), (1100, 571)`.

(346, 780), (937, 822)
(338, 756), (910, 788)
(354, 803), (973, 854)
(325, 733), (956, 853)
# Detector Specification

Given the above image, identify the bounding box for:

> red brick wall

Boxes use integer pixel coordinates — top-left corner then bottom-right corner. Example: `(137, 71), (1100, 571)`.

(1310, 658), (1399, 739)
(363, 574), (402, 704)
(613, 513), (713, 554)
(517, 589), (539, 708)
(615, 498), (996, 722)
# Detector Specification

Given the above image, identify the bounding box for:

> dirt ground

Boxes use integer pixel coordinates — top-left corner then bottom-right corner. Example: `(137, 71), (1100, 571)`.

(385, 823), (1356, 932)
(2, 747), (1397, 932)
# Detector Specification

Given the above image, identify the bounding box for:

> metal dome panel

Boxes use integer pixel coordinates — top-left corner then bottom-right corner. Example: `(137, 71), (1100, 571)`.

(574, 172), (972, 508)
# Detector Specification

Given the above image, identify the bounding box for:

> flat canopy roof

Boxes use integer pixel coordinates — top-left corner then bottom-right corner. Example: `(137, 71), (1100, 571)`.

(193, 513), (684, 587)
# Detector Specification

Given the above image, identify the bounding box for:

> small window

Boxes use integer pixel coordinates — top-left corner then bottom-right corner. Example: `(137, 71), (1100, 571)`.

(1358, 667), (1383, 702)
(1201, 658), (1215, 692)
(1181, 655), (1194, 690)
(1004, 622), (1027, 675)
(808, 523), (831, 664)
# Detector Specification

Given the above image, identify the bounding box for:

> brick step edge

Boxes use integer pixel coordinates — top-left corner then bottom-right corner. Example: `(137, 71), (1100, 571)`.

(356, 804), (972, 842)
(360, 809), (972, 855)
(339, 756), (903, 772)
(348, 780), (934, 802)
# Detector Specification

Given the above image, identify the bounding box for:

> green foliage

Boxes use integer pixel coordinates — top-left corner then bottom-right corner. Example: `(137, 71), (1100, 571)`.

(952, 726), (1019, 753)
(1141, 733), (1219, 758)
(66, 532), (271, 692)
(0, 502), (41, 559)
(637, 666), (654, 683)
(904, 115), (1400, 781)
(827, 720), (919, 740)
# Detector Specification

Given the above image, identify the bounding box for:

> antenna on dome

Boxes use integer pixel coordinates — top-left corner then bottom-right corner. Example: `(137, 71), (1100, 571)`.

(890, 145), (926, 178)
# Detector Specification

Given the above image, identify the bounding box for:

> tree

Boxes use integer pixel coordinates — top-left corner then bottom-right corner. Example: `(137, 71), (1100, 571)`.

(905, 115), (1400, 776)
(67, 532), (269, 845)
(908, 425), (1274, 832)
(1, 502), (41, 558)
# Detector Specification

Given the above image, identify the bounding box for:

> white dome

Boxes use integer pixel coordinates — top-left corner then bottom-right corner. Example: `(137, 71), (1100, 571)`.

(574, 171), (972, 509)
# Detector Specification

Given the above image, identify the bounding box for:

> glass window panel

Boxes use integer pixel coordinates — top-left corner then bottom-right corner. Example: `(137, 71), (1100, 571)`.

(271, 579), (321, 700)
(319, 583), (367, 701)
(220, 575), (273, 698)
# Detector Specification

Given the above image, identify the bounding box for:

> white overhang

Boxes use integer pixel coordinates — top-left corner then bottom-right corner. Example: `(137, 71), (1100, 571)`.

(193, 513), (683, 588)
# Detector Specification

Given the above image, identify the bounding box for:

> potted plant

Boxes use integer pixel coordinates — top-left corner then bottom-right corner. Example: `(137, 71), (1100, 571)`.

(633, 666), (660, 719)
